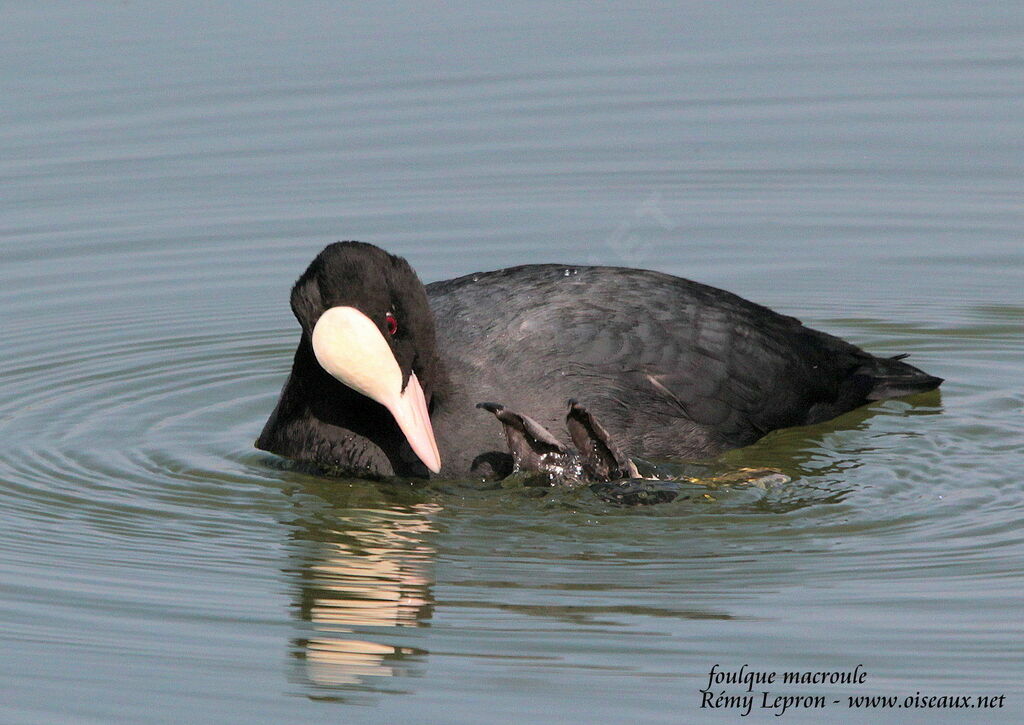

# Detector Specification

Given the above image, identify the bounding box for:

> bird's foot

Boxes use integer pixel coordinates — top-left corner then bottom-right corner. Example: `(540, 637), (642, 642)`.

(474, 402), (578, 485)
(476, 400), (638, 484)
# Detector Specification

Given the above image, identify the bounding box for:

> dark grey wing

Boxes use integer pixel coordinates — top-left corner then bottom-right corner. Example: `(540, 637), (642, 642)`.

(612, 283), (876, 443)
(523, 268), (875, 456)
(427, 263), (934, 464)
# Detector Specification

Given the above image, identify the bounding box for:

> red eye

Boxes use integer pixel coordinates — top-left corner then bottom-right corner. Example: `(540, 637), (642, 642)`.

(385, 312), (398, 336)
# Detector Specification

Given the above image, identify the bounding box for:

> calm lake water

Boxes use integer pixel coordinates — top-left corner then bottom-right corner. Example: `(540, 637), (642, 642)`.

(2, 2), (1022, 723)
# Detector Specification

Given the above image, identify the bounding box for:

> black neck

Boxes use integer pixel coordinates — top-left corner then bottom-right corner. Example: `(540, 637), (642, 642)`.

(256, 334), (430, 477)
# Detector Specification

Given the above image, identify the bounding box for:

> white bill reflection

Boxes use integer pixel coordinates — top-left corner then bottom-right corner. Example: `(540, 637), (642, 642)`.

(296, 500), (439, 688)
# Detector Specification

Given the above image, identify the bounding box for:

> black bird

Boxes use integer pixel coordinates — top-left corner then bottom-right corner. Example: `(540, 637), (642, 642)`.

(256, 242), (942, 479)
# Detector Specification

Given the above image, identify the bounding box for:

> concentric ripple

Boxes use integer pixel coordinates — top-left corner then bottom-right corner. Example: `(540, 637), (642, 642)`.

(2, 309), (281, 524)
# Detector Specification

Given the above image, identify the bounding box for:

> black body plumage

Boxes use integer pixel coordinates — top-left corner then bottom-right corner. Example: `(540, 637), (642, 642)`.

(256, 242), (942, 478)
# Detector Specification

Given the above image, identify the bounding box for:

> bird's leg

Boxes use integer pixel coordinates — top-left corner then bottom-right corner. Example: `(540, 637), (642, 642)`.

(476, 400), (643, 486)
(475, 403), (576, 480)
(565, 400), (640, 481)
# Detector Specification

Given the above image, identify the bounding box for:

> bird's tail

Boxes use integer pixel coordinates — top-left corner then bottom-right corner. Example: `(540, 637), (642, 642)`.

(861, 353), (943, 401)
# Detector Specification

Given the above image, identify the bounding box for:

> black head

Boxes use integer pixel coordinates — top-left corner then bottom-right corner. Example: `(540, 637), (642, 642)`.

(289, 241), (443, 401)
(257, 242), (445, 475)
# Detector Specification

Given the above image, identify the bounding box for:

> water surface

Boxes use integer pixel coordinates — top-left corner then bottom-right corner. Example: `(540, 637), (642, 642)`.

(1, 2), (1022, 723)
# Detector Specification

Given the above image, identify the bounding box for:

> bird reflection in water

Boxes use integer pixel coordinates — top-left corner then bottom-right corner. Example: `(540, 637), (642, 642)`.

(288, 492), (439, 690)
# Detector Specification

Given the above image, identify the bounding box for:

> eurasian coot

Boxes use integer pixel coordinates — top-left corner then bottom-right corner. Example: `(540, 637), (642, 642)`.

(256, 242), (942, 478)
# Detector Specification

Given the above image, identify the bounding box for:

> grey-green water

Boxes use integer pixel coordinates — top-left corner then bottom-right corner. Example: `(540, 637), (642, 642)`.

(2, 3), (1022, 723)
